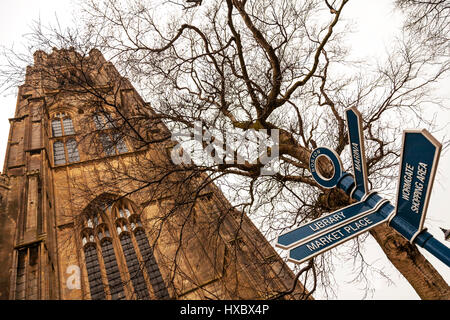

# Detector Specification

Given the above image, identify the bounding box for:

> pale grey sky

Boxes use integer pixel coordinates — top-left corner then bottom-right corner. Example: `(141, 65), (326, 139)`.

(0, 0), (448, 299)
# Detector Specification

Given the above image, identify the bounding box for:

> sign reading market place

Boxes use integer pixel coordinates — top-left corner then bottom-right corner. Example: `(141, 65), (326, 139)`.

(389, 129), (441, 242)
(277, 108), (447, 265)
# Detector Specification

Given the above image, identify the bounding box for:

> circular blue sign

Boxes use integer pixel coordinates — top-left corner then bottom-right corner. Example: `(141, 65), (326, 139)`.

(309, 147), (344, 189)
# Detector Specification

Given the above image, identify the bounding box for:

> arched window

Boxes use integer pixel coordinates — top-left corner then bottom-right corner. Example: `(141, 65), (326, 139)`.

(80, 199), (169, 300)
(83, 245), (106, 300)
(66, 138), (80, 163)
(93, 112), (114, 130)
(118, 231), (149, 300)
(81, 226), (105, 300)
(99, 224), (126, 300)
(51, 112), (75, 137)
(14, 245), (40, 300)
(53, 141), (66, 165)
(51, 112), (80, 165)
(81, 214), (125, 300)
(134, 228), (170, 299)
(51, 119), (62, 137)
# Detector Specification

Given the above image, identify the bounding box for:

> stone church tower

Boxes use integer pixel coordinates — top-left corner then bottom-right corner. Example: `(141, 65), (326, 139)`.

(0, 48), (307, 300)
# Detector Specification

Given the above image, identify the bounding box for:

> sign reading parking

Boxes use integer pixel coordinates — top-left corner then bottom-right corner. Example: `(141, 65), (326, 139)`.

(345, 107), (369, 197)
(390, 129), (441, 242)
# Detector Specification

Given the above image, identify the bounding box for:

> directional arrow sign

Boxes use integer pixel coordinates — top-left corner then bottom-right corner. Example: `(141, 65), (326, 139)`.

(276, 192), (382, 250)
(345, 107), (369, 197)
(288, 200), (390, 264)
(390, 129), (441, 242)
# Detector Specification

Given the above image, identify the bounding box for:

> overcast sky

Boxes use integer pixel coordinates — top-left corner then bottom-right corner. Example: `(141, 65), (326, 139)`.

(0, 0), (448, 299)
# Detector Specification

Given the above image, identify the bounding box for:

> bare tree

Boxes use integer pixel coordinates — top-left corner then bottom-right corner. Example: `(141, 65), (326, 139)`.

(396, 0), (449, 56)
(1, 0), (449, 299)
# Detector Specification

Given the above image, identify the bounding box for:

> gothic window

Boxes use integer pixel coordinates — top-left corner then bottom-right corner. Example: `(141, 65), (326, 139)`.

(15, 250), (26, 300)
(14, 245), (40, 300)
(134, 228), (170, 299)
(80, 199), (169, 300)
(83, 245), (106, 300)
(51, 112), (81, 165)
(115, 133), (128, 154)
(100, 234), (125, 300)
(82, 223), (108, 300)
(53, 141), (66, 165)
(62, 118), (75, 135)
(99, 132), (128, 156)
(93, 112), (128, 156)
(93, 114), (105, 130)
(99, 134), (116, 156)
(115, 206), (169, 300)
(66, 138), (80, 163)
(53, 139), (80, 165)
(93, 112), (114, 130)
(81, 212), (127, 300)
(51, 119), (62, 137)
(119, 232), (149, 300)
(51, 112), (75, 137)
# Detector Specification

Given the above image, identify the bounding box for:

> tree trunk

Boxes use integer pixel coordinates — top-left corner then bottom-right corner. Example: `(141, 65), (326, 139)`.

(369, 224), (450, 299)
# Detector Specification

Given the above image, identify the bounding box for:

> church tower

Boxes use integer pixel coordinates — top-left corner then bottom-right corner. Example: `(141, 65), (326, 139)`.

(0, 48), (307, 300)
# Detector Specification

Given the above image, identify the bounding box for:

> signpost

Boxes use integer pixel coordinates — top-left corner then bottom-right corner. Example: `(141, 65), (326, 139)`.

(277, 108), (450, 268)
(345, 107), (369, 198)
(389, 129), (441, 242)
(277, 192), (382, 250)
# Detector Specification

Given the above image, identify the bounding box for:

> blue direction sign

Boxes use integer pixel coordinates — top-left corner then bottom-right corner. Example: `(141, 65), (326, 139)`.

(289, 200), (390, 264)
(277, 192), (382, 250)
(309, 147), (343, 189)
(389, 129), (441, 242)
(345, 107), (369, 197)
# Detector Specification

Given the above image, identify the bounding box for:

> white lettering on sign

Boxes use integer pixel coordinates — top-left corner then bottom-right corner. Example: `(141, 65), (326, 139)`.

(343, 216), (373, 233)
(310, 150), (320, 173)
(401, 163), (414, 201)
(309, 212), (346, 232)
(352, 143), (361, 172)
(411, 162), (427, 213)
